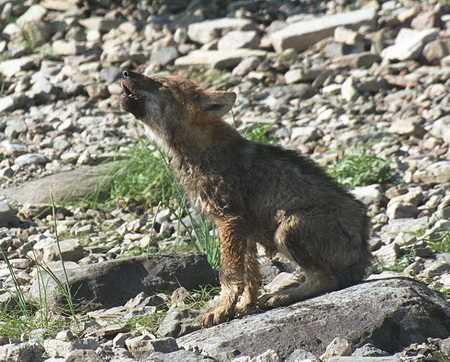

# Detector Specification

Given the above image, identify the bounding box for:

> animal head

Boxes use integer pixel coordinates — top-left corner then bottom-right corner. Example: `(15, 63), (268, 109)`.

(120, 71), (236, 150)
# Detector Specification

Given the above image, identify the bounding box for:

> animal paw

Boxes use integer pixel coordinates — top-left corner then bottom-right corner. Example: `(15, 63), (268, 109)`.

(201, 304), (234, 328)
(234, 299), (257, 317)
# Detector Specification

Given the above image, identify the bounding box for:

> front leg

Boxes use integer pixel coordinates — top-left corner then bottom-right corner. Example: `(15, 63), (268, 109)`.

(235, 239), (260, 316)
(202, 218), (246, 327)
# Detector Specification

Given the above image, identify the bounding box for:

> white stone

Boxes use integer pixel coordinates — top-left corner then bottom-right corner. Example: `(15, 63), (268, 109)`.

(175, 49), (267, 69)
(351, 185), (382, 205)
(217, 30), (259, 50)
(14, 153), (48, 167)
(16, 5), (47, 27)
(188, 18), (255, 44)
(270, 8), (376, 52)
(381, 28), (438, 61)
(430, 116), (450, 143)
(414, 161), (450, 184)
(0, 56), (35, 78)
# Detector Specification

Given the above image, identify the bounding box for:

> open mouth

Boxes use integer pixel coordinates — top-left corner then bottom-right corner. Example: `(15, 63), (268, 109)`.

(121, 80), (140, 100)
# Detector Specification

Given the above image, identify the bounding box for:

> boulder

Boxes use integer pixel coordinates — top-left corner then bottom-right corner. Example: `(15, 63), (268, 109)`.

(178, 278), (450, 361)
(29, 254), (218, 309)
(0, 162), (118, 205)
(270, 8), (376, 52)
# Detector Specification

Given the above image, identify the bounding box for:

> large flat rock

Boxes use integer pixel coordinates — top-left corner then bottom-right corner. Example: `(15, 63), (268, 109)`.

(0, 162), (118, 205)
(178, 278), (450, 361)
(187, 18), (255, 44)
(175, 49), (268, 69)
(29, 254), (218, 309)
(270, 8), (376, 52)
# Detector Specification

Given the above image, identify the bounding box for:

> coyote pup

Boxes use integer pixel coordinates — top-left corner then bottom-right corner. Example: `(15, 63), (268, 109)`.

(120, 70), (371, 327)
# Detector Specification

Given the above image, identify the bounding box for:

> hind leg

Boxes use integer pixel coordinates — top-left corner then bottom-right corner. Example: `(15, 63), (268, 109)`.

(260, 269), (338, 309)
(260, 212), (338, 308)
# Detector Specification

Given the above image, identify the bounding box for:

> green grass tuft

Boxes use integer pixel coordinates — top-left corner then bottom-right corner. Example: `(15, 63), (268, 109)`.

(184, 285), (220, 310)
(328, 150), (393, 187)
(127, 310), (167, 335)
(87, 142), (177, 208)
(426, 229), (450, 254)
(245, 124), (274, 144)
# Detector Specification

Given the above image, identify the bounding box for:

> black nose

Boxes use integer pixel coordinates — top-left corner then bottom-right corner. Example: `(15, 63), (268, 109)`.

(122, 70), (129, 79)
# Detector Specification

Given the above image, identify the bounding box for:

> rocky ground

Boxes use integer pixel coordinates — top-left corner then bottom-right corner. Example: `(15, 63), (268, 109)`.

(0, 0), (450, 361)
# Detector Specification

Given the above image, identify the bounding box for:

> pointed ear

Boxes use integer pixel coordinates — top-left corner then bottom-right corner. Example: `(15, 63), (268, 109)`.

(199, 91), (236, 117)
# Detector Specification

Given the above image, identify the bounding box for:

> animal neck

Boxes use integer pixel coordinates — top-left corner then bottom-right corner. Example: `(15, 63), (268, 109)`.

(168, 117), (244, 176)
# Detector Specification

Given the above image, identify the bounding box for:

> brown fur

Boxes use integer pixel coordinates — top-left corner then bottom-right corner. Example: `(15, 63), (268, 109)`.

(120, 71), (372, 327)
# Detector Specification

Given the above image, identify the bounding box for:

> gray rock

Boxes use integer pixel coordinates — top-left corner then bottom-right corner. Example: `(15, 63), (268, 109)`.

(423, 39), (450, 65)
(430, 116), (450, 144)
(386, 201), (418, 220)
(218, 31), (260, 50)
(0, 95), (28, 113)
(291, 126), (322, 143)
(381, 28), (438, 61)
(0, 56), (36, 78)
(52, 40), (85, 56)
(321, 337), (352, 361)
(79, 17), (122, 32)
(332, 53), (381, 69)
(21, 21), (54, 48)
(352, 344), (389, 357)
(158, 306), (203, 338)
(232, 57), (260, 76)
(286, 349), (319, 362)
(175, 49), (267, 69)
(16, 4), (47, 27)
(126, 336), (178, 358)
(284, 69), (304, 84)
(389, 116), (424, 136)
(0, 201), (20, 227)
(65, 349), (101, 362)
(414, 161), (450, 184)
(380, 217), (428, 237)
(148, 349), (214, 361)
(341, 77), (358, 101)
(0, 140), (27, 156)
(334, 27), (364, 45)
(270, 8), (376, 52)
(0, 342), (43, 362)
(14, 153), (48, 167)
(0, 96), (17, 113)
(151, 47), (179, 66)
(351, 185), (382, 205)
(178, 279), (450, 360)
(33, 238), (85, 263)
(5, 119), (27, 139)
(236, 349), (281, 362)
(188, 18), (255, 44)
(43, 338), (98, 358)
(439, 337), (450, 356)
(0, 162), (118, 205)
(29, 254), (217, 309)
(328, 358), (400, 362)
